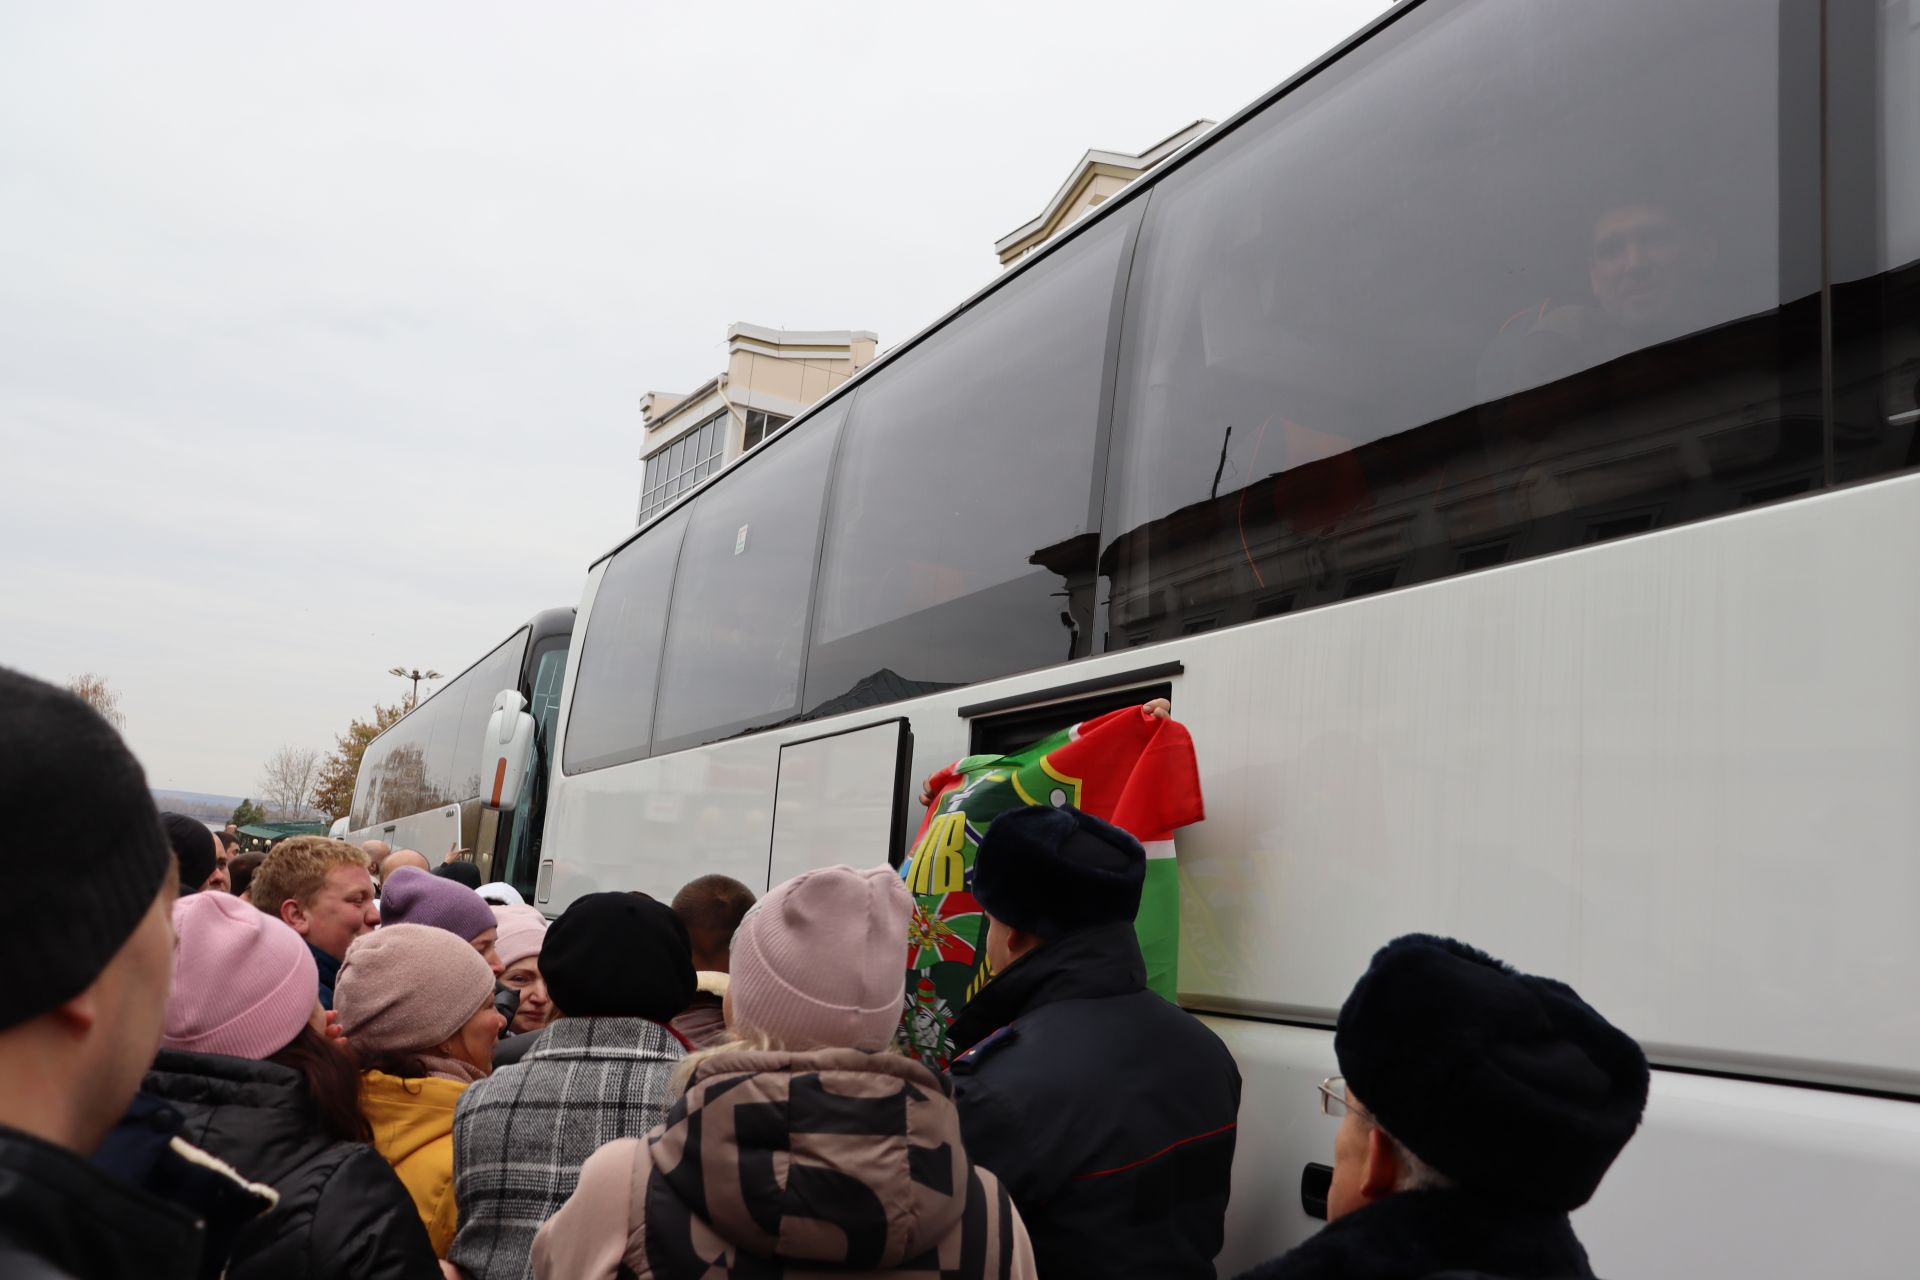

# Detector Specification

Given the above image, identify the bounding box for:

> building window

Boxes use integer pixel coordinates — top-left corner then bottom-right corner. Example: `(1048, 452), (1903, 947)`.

(743, 409), (791, 451)
(639, 411), (728, 524)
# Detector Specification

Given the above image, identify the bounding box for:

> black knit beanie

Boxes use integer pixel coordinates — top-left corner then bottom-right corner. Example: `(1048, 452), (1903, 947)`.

(161, 812), (218, 892)
(433, 860), (483, 890)
(0, 667), (172, 1030)
(1335, 933), (1650, 1212)
(542, 892), (697, 1023)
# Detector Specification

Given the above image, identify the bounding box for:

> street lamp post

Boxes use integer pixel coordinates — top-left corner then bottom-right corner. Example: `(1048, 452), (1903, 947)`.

(388, 666), (443, 708)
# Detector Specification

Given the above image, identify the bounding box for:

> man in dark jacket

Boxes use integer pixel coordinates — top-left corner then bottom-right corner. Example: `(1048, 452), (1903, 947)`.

(0, 667), (205, 1279)
(1233, 934), (1650, 1280)
(949, 804), (1241, 1280)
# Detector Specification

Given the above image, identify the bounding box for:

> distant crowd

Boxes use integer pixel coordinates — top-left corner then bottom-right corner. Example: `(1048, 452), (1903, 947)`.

(0, 664), (1650, 1280)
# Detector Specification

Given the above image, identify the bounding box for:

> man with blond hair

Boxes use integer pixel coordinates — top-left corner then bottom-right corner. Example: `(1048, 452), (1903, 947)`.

(251, 837), (378, 1009)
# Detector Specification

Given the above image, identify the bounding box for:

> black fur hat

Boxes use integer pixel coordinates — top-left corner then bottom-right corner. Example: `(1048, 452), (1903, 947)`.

(973, 804), (1144, 939)
(1334, 934), (1649, 1212)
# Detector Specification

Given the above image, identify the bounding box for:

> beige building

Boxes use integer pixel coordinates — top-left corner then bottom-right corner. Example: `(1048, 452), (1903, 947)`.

(639, 322), (877, 524)
(994, 120), (1214, 268)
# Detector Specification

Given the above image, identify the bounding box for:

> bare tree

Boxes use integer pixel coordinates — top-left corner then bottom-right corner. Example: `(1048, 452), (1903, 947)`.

(66, 673), (126, 729)
(258, 746), (321, 821)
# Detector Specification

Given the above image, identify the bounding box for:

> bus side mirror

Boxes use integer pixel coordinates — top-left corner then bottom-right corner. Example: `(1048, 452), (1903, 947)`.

(482, 690), (537, 811)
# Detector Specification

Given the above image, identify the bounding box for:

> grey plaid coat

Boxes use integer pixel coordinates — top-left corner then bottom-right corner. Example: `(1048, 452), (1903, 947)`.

(448, 1017), (686, 1280)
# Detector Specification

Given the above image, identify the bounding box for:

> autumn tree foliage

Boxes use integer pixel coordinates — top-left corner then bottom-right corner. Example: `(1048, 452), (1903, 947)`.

(310, 701), (405, 822)
(66, 673), (125, 728)
(258, 746), (321, 820)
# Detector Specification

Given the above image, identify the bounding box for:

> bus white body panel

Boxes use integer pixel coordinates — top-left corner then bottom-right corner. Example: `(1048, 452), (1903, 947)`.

(352, 803), (460, 868)
(543, 471), (1920, 1278)
(1209, 1018), (1920, 1277)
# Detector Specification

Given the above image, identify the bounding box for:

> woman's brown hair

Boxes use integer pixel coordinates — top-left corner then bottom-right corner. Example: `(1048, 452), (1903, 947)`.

(269, 1025), (373, 1144)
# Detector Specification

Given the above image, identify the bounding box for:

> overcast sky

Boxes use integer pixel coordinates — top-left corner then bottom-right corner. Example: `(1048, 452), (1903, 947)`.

(1, 1), (1385, 798)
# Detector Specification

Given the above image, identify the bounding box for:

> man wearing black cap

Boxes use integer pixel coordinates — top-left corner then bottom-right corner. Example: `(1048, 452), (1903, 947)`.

(1235, 934), (1650, 1280)
(448, 890), (698, 1280)
(0, 668), (205, 1278)
(948, 803), (1241, 1280)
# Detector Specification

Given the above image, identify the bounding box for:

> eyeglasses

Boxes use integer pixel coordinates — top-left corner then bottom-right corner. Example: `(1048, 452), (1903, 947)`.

(1317, 1075), (1369, 1120)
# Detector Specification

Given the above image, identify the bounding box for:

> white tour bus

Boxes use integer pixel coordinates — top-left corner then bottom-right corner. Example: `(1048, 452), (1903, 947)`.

(529, 1), (1919, 1273)
(346, 607), (573, 895)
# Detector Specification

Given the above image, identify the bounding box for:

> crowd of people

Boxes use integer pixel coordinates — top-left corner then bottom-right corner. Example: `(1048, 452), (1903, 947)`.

(0, 663), (1652, 1280)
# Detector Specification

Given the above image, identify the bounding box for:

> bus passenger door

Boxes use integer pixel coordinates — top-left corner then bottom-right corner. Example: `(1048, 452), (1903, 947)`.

(767, 718), (914, 890)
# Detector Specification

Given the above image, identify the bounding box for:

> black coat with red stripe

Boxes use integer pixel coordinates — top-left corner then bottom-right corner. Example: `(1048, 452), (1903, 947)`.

(948, 921), (1241, 1280)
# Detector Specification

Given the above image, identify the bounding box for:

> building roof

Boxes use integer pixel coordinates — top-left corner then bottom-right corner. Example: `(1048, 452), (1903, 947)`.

(994, 119), (1215, 262)
(641, 324), (878, 438)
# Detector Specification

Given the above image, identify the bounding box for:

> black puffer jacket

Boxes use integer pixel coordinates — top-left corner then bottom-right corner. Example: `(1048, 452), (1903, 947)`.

(143, 1051), (440, 1280)
(0, 1122), (205, 1280)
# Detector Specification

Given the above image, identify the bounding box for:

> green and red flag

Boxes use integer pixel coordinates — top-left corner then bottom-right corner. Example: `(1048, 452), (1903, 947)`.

(899, 703), (1204, 1068)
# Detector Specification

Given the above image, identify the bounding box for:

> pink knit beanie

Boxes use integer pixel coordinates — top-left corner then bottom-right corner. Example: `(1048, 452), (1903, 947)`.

(163, 891), (318, 1059)
(729, 865), (912, 1052)
(492, 904), (547, 970)
(334, 923), (495, 1057)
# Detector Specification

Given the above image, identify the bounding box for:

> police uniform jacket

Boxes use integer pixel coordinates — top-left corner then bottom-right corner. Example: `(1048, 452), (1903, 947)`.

(948, 921), (1241, 1280)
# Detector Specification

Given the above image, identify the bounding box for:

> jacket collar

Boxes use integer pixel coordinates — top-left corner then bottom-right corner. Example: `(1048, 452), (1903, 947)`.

(146, 1050), (308, 1111)
(308, 941), (341, 987)
(948, 921), (1146, 1054)
(525, 1016), (688, 1063)
(1251, 1188), (1594, 1280)
(0, 1123), (208, 1279)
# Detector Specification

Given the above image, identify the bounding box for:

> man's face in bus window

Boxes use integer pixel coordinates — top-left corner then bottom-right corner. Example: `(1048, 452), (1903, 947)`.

(291, 864), (378, 961)
(1590, 203), (1702, 333)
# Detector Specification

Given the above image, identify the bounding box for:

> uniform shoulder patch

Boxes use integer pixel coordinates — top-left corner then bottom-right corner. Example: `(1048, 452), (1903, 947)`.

(952, 1023), (1018, 1068)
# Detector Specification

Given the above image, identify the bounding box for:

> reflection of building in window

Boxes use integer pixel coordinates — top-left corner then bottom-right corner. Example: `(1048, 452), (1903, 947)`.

(638, 322), (877, 525)
(994, 120), (1213, 268)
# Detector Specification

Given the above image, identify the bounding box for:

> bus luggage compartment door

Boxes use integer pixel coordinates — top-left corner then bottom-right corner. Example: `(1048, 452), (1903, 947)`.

(767, 717), (914, 891)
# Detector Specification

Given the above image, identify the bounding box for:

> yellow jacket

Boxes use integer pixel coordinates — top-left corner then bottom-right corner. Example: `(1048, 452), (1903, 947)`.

(360, 1070), (469, 1256)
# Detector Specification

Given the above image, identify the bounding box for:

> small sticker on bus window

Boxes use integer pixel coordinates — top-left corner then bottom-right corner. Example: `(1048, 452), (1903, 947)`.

(735, 524), (750, 556)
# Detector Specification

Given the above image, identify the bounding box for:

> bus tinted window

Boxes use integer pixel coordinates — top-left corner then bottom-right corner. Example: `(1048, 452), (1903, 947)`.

(450, 634), (525, 801)
(563, 506), (691, 773)
(528, 640), (569, 746)
(1099, 0), (1822, 648)
(376, 713), (428, 824)
(803, 211), (1135, 717)
(1830, 3), (1920, 486)
(348, 628), (530, 826)
(652, 402), (845, 753)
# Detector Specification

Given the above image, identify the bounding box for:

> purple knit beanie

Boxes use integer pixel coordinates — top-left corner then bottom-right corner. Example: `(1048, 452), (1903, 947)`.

(729, 865), (912, 1052)
(163, 891), (318, 1059)
(334, 923), (495, 1057)
(377, 865), (497, 942)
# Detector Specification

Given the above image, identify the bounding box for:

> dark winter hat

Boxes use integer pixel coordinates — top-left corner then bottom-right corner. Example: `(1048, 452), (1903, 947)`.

(1335, 934), (1650, 1212)
(972, 804), (1144, 939)
(542, 892), (696, 1022)
(161, 812), (218, 892)
(432, 860), (483, 890)
(0, 667), (172, 1030)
